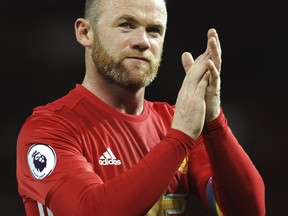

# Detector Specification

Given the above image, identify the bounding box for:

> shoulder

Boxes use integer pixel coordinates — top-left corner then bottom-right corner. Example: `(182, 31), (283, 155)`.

(37, 85), (84, 113)
(29, 84), (92, 125)
(19, 86), (90, 141)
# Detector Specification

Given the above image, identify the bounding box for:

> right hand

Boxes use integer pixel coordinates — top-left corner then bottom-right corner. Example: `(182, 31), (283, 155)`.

(171, 51), (214, 140)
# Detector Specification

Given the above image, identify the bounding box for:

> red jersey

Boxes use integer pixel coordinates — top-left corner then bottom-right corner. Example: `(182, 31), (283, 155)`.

(16, 84), (265, 216)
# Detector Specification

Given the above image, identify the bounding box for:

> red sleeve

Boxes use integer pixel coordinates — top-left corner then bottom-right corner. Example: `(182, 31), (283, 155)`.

(186, 137), (212, 207)
(202, 109), (265, 215)
(17, 114), (196, 216)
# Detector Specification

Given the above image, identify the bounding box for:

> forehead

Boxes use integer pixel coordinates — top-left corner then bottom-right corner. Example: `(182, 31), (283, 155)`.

(99, 0), (167, 25)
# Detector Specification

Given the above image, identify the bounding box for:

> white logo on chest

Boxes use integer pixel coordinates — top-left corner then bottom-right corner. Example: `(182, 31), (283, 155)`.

(99, 148), (121, 166)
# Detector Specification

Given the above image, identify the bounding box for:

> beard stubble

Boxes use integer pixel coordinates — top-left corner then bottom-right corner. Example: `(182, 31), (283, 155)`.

(91, 33), (162, 91)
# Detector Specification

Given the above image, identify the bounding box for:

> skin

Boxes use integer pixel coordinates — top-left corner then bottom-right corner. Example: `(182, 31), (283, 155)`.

(74, 0), (222, 140)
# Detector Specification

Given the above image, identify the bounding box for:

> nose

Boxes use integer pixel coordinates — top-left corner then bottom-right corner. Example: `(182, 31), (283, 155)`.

(130, 27), (150, 51)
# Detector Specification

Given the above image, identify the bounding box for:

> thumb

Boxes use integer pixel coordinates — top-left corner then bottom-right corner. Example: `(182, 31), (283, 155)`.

(181, 52), (194, 74)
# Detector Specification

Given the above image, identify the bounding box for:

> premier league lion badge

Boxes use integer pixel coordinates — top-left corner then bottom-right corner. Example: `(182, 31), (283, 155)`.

(27, 144), (57, 179)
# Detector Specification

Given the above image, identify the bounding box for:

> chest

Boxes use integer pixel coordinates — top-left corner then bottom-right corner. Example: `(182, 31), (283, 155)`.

(80, 114), (169, 181)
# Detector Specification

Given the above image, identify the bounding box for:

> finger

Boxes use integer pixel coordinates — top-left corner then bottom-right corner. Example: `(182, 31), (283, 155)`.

(195, 71), (210, 99)
(179, 53), (210, 98)
(207, 29), (222, 72)
(204, 28), (216, 54)
(208, 37), (221, 72)
(207, 59), (220, 87)
(184, 54), (211, 95)
(181, 52), (194, 73)
(208, 28), (222, 55)
(208, 28), (220, 50)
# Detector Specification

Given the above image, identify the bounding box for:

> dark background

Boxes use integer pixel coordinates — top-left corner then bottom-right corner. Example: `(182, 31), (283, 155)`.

(1, 0), (287, 215)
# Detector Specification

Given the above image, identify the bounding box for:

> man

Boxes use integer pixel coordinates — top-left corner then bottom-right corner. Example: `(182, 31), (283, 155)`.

(16, 0), (265, 215)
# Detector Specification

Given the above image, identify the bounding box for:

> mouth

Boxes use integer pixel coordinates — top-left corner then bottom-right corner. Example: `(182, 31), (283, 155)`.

(126, 56), (150, 63)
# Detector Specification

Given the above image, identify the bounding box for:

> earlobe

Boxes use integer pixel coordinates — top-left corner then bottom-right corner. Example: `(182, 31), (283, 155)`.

(75, 18), (93, 48)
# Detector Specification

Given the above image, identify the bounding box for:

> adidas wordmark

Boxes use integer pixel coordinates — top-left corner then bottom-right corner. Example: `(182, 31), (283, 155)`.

(99, 148), (121, 166)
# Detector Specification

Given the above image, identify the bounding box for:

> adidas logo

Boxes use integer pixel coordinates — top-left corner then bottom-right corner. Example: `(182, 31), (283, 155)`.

(99, 148), (122, 166)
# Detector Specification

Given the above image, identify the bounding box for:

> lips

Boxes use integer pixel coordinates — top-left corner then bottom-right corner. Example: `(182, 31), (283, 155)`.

(127, 56), (150, 62)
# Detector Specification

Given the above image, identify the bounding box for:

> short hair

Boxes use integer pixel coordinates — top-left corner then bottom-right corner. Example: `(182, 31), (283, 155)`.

(84, 0), (167, 25)
(84, 0), (101, 24)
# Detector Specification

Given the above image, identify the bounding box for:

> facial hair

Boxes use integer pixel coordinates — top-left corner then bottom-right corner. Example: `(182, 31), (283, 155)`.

(91, 33), (162, 91)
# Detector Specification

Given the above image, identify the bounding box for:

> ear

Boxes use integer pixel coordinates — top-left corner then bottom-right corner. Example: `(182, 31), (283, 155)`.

(74, 18), (93, 48)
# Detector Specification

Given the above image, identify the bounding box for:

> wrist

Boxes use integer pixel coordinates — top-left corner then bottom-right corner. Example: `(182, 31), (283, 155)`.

(205, 107), (221, 122)
(203, 108), (226, 133)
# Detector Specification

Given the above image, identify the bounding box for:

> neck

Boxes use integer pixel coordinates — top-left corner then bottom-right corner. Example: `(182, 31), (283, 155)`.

(82, 74), (145, 115)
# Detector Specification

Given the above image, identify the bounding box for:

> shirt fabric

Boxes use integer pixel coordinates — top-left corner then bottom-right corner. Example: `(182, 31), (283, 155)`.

(16, 84), (265, 216)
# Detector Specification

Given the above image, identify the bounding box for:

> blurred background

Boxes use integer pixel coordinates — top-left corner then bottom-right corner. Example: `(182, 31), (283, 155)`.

(1, 0), (287, 215)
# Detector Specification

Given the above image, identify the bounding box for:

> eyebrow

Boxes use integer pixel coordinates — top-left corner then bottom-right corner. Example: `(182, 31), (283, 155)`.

(115, 14), (140, 25)
(116, 14), (166, 31)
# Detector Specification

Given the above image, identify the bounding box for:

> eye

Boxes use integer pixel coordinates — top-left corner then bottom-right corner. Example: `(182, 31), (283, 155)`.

(147, 26), (163, 36)
(119, 22), (135, 30)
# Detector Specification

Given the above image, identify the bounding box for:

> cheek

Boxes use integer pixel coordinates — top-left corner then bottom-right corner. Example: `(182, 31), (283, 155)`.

(152, 41), (164, 58)
(105, 35), (129, 54)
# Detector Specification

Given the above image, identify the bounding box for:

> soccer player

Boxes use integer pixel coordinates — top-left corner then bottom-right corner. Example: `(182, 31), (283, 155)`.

(16, 0), (265, 215)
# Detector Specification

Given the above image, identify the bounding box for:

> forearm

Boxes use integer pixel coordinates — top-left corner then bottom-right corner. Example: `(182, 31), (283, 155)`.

(49, 129), (195, 216)
(203, 110), (265, 215)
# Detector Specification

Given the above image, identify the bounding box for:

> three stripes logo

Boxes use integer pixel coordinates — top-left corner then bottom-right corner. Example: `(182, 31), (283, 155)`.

(99, 148), (122, 166)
